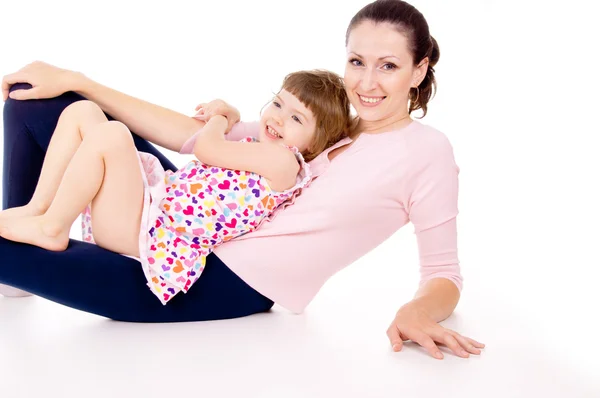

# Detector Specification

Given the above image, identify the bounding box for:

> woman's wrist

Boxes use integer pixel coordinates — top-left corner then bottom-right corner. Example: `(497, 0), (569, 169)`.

(401, 279), (460, 323)
(398, 297), (431, 318)
(71, 71), (93, 95)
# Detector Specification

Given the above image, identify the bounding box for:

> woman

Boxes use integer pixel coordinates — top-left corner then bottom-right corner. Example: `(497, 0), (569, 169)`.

(0, 0), (484, 359)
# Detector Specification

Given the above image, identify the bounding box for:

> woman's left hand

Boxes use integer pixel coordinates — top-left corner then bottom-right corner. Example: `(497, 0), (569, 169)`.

(387, 302), (485, 359)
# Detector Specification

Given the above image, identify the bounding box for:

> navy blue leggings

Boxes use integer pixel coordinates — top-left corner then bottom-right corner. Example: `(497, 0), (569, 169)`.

(0, 83), (274, 322)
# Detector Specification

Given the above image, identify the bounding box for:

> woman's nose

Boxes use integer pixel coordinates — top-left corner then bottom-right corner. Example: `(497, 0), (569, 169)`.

(359, 68), (378, 92)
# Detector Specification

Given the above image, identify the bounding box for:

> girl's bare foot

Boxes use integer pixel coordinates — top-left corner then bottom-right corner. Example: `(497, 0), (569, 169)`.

(0, 284), (33, 298)
(0, 203), (46, 220)
(0, 215), (69, 251)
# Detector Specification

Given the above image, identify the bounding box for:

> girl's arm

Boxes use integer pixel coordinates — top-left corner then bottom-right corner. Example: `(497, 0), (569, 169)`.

(194, 116), (299, 192)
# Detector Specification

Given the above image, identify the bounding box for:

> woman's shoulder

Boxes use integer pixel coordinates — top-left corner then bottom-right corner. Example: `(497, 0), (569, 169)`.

(359, 120), (458, 175)
(407, 122), (460, 175)
(408, 120), (453, 142)
(357, 120), (456, 160)
(397, 120), (457, 158)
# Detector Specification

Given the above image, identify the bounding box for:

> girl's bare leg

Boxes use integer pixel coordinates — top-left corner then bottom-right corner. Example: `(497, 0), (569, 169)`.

(0, 121), (144, 256)
(0, 100), (108, 219)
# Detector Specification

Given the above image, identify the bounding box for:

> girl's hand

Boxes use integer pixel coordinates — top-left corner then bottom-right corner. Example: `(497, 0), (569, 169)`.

(2, 61), (80, 101)
(387, 302), (485, 359)
(193, 99), (240, 132)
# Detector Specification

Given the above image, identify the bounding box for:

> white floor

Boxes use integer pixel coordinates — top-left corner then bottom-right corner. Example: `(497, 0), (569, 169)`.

(1, 1), (599, 395)
(1, 226), (598, 398)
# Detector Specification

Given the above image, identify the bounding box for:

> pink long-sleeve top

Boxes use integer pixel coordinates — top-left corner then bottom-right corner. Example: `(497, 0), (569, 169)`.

(179, 119), (462, 314)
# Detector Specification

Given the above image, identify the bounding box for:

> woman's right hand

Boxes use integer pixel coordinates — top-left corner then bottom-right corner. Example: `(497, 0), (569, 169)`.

(2, 61), (80, 101)
(193, 99), (241, 133)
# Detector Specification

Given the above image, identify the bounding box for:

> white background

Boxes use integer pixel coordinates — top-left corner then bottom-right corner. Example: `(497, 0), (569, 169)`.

(1, 0), (599, 397)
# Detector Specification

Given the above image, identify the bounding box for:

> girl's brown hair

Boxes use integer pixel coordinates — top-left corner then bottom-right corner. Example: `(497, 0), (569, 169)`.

(280, 70), (352, 162)
(345, 0), (439, 118)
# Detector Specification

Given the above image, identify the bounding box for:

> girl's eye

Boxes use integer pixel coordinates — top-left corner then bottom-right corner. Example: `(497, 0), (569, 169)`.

(382, 63), (397, 71)
(349, 58), (363, 67)
(292, 115), (302, 124)
(273, 101), (281, 108)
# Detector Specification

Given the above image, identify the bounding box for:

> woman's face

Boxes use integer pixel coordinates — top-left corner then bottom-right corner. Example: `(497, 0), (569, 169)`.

(344, 21), (427, 124)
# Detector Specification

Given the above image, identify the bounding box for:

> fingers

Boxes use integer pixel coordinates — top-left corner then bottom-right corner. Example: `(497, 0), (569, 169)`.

(194, 105), (223, 122)
(193, 101), (237, 133)
(195, 104), (214, 118)
(392, 341), (403, 352)
(464, 336), (485, 348)
(201, 108), (214, 120)
(2, 72), (26, 101)
(9, 87), (40, 101)
(440, 332), (470, 358)
(410, 330), (444, 359)
(192, 105), (208, 120)
(193, 111), (207, 120)
(448, 331), (485, 354)
(388, 323), (443, 358)
(386, 327), (404, 352)
(226, 118), (236, 133)
(388, 325), (484, 360)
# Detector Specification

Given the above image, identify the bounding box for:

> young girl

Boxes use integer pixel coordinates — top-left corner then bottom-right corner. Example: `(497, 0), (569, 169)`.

(0, 69), (351, 305)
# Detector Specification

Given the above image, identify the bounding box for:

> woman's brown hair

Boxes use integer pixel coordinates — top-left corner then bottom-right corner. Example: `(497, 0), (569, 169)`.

(345, 0), (439, 118)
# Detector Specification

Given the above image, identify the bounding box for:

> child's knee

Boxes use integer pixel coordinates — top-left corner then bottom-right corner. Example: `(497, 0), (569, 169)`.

(87, 121), (135, 150)
(61, 100), (104, 122)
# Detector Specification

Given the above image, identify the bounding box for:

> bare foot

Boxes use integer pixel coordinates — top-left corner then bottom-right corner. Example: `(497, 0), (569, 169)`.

(0, 203), (46, 220)
(0, 284), (33, 298)
(0, 215), (69, 251)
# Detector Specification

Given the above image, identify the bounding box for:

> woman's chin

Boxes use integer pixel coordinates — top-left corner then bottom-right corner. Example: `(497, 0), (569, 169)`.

(355, 111), (386, 122)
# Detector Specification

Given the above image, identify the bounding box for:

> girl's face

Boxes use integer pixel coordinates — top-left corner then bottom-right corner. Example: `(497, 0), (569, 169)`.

(344, 21), (427, 126)
(259, 89), (317, 153)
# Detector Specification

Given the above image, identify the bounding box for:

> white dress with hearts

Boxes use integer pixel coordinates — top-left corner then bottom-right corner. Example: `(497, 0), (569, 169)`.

(81, 136), (311, 305)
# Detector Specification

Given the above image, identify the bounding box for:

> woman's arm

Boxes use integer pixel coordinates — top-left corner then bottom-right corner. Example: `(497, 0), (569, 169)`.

(385, 135), (485, 359)
(410, 277), (460, 322)
(2, 61), (230, 152)
(386, 220), (479, 360)
(194, 116), (298, 191)
(72, 73), (205, 151)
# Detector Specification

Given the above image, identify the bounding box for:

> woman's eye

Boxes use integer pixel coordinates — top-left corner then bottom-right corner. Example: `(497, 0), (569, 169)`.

(292, 115), (302, 124)
(382, 63), (397, 71)
(349, 58), (363, 67)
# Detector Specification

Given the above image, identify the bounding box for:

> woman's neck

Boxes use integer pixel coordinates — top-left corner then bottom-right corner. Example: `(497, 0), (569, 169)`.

(353, 112), (413, 137)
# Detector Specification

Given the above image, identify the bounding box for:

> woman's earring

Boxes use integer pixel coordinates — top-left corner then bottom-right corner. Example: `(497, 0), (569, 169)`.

(411, 86), (420, 104)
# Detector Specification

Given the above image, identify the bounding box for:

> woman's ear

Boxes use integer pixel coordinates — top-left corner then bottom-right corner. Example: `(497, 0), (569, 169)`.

(413, 58), (429, 87)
